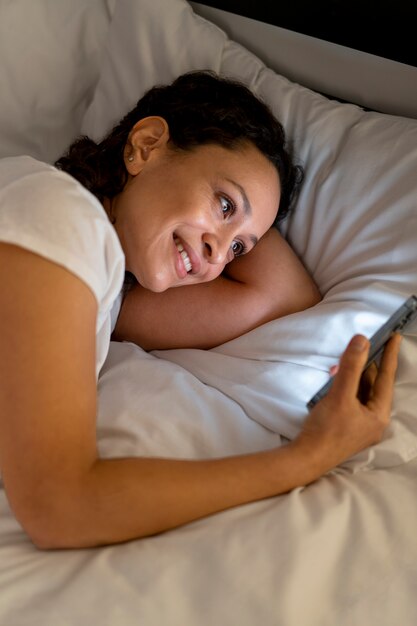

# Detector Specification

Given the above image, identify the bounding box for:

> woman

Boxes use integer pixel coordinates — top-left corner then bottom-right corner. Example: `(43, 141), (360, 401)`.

(58, 70), (321, 351)
(0, 71), (400, 549)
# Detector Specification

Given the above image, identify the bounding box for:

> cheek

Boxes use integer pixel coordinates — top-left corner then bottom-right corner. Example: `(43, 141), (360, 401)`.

(202, 263), (226, 284)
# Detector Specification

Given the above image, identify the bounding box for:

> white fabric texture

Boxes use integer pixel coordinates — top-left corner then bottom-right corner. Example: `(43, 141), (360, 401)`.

(0, 0), (115, 163)
(0, 156), (125, 377)
(1, 447), (417, 626)
(81, 0), (417, 469)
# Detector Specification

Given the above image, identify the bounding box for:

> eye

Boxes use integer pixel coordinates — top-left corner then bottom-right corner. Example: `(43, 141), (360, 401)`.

(220, 195), (235, 218)
(231, 240), (246, 258)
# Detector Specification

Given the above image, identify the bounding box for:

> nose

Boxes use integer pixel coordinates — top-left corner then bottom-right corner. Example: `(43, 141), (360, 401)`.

(202, 232), (231, 265)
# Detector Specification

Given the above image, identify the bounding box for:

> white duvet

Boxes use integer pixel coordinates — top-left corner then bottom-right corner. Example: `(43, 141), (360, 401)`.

(1, 1), (417, 625)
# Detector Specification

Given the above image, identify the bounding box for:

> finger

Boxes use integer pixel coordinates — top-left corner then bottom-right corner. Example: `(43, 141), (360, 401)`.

(358, 361), (378, 403)
(368, 334), (402, 411)
(330, 335), (370, 400)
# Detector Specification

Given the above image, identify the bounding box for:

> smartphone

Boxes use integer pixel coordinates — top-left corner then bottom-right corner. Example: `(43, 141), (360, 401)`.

(306, 294), (417, 410)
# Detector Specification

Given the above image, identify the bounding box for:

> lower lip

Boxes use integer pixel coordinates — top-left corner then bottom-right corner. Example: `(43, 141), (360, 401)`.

(173, 238), (189, 279)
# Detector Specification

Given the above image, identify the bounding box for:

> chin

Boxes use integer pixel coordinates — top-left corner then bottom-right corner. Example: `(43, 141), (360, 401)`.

(141, 272), (172, 293)
(128, 262), (165, 292)
(138, 278), (167, 293)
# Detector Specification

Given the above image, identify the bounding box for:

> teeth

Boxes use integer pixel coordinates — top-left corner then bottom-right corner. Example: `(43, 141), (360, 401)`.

(174, 236), (192, 272)
(181, 251), (192, 272)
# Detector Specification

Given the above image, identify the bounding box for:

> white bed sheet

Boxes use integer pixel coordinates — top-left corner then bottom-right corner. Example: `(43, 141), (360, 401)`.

(1, 1), (417, 625)
(1, 432), (417, 625)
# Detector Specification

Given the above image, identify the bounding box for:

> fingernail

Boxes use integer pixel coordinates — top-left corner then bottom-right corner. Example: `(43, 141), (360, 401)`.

(351, 335), (368, 351)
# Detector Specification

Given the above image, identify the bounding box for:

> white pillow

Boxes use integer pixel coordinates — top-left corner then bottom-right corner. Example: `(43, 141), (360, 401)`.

(0, 0), (115, 163)
(82, 0), (417, 469)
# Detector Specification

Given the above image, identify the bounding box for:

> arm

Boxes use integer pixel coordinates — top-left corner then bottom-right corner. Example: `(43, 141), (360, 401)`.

(0, 243), (399, 550)
(113, 228), (321, 350)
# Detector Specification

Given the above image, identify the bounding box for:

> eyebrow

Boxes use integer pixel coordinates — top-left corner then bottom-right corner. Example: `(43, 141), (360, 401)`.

(225, 178), (258, 246)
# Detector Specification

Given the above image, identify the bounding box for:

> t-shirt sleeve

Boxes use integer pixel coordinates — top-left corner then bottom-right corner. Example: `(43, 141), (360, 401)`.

(0, 158), (125, 315)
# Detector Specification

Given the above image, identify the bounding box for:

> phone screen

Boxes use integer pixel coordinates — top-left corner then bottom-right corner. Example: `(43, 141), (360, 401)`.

(306, 295), (417, 410)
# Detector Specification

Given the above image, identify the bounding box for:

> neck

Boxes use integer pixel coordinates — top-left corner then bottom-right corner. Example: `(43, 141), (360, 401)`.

(102, 197), (116, 224)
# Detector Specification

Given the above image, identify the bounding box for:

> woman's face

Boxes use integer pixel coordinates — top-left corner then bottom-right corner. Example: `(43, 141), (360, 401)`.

(110, 132), (280, 292)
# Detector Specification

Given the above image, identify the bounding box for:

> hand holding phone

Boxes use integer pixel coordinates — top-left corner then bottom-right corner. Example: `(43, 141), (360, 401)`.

(307, 295), (417, 410)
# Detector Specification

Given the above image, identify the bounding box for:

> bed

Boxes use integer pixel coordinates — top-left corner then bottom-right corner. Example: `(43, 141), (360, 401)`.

(1, 1), (417, 624)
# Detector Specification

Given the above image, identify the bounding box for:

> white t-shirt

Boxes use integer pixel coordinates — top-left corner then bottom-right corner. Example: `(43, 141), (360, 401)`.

(0, 156), (125, 377)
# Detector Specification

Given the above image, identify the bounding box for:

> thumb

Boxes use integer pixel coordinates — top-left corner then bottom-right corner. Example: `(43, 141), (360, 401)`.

(329, 335), (370, 400)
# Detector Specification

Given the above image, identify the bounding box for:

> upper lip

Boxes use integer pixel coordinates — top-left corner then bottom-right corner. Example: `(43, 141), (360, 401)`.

(175, 235), (201, 275)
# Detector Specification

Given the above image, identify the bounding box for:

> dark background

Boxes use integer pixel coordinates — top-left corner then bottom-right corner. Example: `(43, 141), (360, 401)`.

(195, 1), (417, 67)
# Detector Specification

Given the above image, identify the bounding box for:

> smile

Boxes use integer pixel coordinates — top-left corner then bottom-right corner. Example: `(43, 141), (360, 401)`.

(174, 236), (192, 273)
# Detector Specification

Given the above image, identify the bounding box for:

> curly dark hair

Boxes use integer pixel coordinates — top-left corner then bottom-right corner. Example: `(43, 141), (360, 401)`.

(55, 70), (303, 223)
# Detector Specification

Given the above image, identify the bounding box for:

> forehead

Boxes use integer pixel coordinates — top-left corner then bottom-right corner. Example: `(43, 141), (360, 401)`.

(166, 141), (280, 234)
(190, 142), (280, 205)
(190, 140), (277, 175)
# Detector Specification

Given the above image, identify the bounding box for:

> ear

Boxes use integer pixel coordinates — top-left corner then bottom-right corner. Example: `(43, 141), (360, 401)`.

(124, 116), (170, 174)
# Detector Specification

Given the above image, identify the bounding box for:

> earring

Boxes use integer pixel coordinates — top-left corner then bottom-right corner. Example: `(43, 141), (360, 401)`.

(127, 155), (134, 162)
